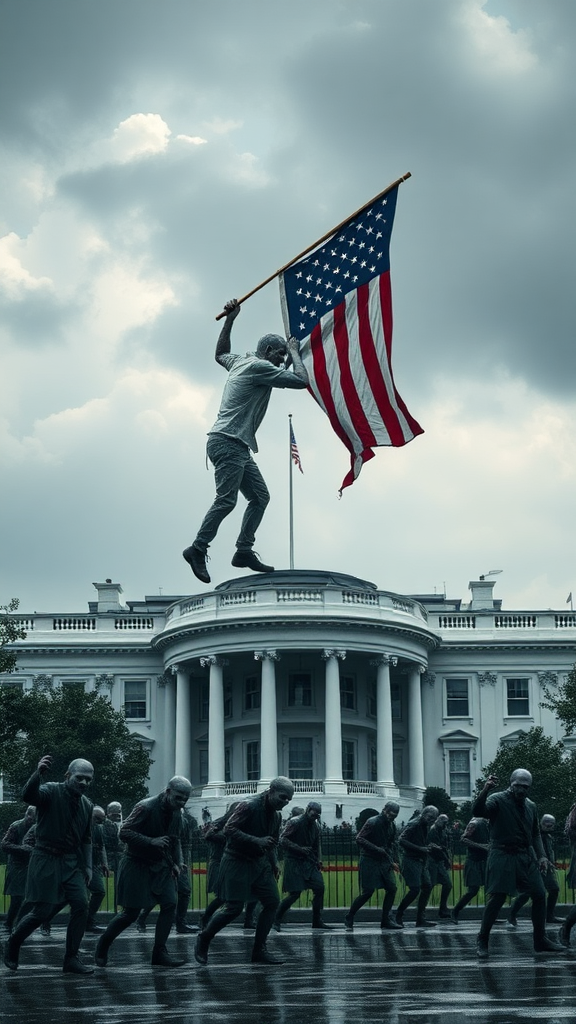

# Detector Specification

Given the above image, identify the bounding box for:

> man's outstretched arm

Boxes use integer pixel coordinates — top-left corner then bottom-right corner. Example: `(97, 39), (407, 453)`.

(286, 337), (309, 386)
(215, 298), (241, 365)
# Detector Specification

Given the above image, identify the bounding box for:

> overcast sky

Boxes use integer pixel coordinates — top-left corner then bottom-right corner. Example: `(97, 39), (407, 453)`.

(1, 0), (574, 615)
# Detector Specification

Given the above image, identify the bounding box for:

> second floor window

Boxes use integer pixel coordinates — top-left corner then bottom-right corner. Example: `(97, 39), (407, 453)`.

(446, 678), (469, 717)
(124, 679), (147, 719)
(244, 675), (261, 711)
(246, 741), (260, 781)
(340, 675), (356, 711)
(507, 678), (530, 716)
(288, 673), (312, 707)
(342, 739), (355, 780)
(288, 737), (313, 779)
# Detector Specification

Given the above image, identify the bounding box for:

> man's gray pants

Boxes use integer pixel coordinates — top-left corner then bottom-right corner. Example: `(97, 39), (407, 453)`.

(194, 435), (270, 554)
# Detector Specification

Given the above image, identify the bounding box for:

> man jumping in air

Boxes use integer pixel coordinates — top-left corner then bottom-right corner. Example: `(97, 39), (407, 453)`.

(183, 298), (309, 584)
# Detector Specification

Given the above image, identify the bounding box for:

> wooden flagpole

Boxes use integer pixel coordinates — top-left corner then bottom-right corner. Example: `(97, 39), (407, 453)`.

(215, 172), (411, 320)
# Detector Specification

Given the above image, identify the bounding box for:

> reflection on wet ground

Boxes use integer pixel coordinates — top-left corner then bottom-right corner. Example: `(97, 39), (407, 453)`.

(2, 920), (576, 1023)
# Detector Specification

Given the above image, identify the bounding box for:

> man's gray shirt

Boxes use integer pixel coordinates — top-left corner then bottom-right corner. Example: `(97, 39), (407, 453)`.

(209, 353), (307, 453)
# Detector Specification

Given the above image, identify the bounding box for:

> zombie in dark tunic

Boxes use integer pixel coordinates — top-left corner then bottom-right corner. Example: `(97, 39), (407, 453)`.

(451, 817), (490, 922)
(274, 802), (332, 930)
(344, 802), (402, 930)
(86, 807), (109, 932)
(194, 777), (294, 966)
(473, 770), (564, 958)
(94, 777), (191, 969)
(1, 806), (36, 932)
(427, 814), (453, 918)
(395, 806), (439, 928)
(136, 806), (197, 934)
(3, 756), (94, 974)
(508, 814), (562, 926)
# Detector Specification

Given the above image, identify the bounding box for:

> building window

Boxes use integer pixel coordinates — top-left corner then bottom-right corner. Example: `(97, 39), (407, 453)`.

(369, 745), (377, 782)
(367, 679), (377, 718)
(448, 749), (471, 797)
(342, 739), (355, 780)
(124, 679), (147, 719)
(506, 678), (530, 716)
(391, 682), (401, 720)
(393, 749), (403, 784)
(246, 741), (260, 781)
(61, 678), (86, 691)
(288, 737), (313, 779)
(0, 679), (23, 691)
(445, 678), (469, 718)
(244, 675), (261, 711)
(288, 673), (312, 708)
(224, 682), (232, 720)
(199, 681), (209, 722)
(199, 749), (208, 786)
(225, 747), (231, 783)
(340, 675), (356, 711)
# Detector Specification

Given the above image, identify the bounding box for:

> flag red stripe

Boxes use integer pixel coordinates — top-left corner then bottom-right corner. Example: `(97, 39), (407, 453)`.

(333, 299), (378, 449)
(356, 279), (406, 446)
(309, 321), (356, 456)
(378, 276), (424, 436)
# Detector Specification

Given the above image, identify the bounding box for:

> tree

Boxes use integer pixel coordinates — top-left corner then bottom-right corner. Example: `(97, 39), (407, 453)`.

(0, 599), (27, 674)
(0, 684), (152, 811)
(475, 726), (576, 827)
(422, 786), (459, 821)
(540, 664), (576, 735)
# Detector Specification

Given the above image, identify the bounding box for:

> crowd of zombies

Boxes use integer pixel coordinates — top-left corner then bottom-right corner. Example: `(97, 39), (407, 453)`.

(3, 758), (576, 972)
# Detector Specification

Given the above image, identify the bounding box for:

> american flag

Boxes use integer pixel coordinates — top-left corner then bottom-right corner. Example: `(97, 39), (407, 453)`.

(290, 421), (303, 473)
(279, 185), (423, 493)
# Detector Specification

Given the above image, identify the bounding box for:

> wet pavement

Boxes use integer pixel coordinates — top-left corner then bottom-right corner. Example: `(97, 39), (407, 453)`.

(2, 918), (576, 1024)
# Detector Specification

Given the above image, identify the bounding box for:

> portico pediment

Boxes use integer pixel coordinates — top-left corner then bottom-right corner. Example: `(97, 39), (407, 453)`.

(438, 728), (479, 744)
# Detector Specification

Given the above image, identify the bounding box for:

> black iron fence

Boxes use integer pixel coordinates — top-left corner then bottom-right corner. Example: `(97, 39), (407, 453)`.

(2, 833), (575, 914)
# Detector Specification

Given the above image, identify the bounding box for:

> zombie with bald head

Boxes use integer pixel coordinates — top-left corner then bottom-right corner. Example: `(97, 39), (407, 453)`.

(506, 813), (563, 928)
(1, 805), (36, 934)
(426, 813), (453, 920)
(395, 805), (440, 928)
(472, 770), (564, 958)
(345, 801), (402, 931)
(85, 806), (110, 933)
(182, 297), (309, 584)
(3, 755), (95, 974)
(195, 777), (295, 965)
(274, 801), (333, 932)
(95, 775), (192, 970)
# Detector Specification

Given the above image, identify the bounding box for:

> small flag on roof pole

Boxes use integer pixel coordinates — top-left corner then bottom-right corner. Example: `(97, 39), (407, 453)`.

(290, 421), (304, 474)
(279, 181), (423, 494)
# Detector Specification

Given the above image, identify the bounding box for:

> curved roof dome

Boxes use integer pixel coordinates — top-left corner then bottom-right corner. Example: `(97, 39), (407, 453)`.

(215, 568), (378, 593)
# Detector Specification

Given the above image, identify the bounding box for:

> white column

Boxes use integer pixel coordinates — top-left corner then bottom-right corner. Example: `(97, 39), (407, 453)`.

(159, 669), (176, 781)
(254, 650), (280, 785)
(371, 654), (398, 791)
(322, 649), (347, 794)
(200, 655), (227, 793)
(407, 665), (426, 791)
(174, 665), (192, 780)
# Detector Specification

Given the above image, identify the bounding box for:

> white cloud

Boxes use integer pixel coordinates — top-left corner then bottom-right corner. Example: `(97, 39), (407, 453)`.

(456, 1), (537, 75)
(108, 113), (172, 163)
(0, 232), (54, 297)
(176, 134), (208, 146)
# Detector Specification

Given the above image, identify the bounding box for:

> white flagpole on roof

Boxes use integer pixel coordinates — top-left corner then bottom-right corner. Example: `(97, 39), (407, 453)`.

(289, 414), (294, 570)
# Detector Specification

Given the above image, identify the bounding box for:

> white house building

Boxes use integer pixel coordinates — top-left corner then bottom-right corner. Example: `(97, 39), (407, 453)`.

(2, 571), (575, 825)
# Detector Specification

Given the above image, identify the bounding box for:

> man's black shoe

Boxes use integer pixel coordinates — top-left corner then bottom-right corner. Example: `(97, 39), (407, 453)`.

(231, 550), (274, 573)
(534, 937), (566, 954)
(312, 921), (335, 930)
(476, 937), (489, 959)
(94, 938), (108, 967)
(547, 916), (565, 924)
(3, 942), (18, 971)
(272, 920), (282, 932)
(450, 911), (459, 925)
(183, 545), (211, 584)
(251, 948), (285, 965)
(176, 923), (198, 934)
(63, 956), (94, 974)
(151, 946), (187, 967)
(343, 915), (354, 930)
(194, 933), (210, 965)
(381, 917), (403, 930)
(507, 916), (517, 929)
(415, 919), (437, 928)
(558, 923), (571, 947)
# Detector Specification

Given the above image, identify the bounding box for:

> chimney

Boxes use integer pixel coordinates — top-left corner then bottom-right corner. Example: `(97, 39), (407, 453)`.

(93, 580), (126, 613)
(468, 579), (497, 610)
